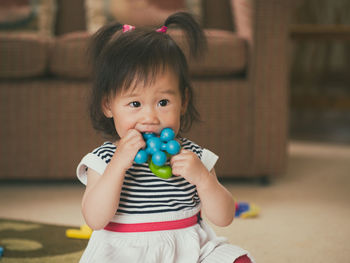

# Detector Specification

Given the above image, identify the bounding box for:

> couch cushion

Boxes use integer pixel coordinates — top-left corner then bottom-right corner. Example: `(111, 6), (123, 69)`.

(49, 32), (91, 79)
(171, 29), (247, 76)
(0, 33), (51, 78)
(49, 29), (247, 79)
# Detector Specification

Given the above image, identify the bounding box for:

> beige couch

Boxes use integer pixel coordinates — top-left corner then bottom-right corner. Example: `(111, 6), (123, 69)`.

(0, 0), (294, 181)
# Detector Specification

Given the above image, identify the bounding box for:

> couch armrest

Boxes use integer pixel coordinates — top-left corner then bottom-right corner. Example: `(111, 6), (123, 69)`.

(0, 34), (52, 78)
(232, 0), (296, 175)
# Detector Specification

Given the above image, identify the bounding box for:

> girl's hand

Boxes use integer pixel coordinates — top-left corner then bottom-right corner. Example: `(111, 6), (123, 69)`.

(114, 129), (145, 172)
(170, 149), (210, 186)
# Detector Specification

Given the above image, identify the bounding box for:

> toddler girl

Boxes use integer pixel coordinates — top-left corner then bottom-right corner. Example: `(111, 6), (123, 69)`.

(77, 12), (254, 263)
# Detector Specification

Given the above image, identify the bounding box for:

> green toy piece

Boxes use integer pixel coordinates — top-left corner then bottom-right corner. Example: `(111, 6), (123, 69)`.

(148, 158), (173, 179)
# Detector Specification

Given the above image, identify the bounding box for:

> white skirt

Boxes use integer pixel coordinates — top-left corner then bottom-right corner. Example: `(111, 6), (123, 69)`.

(79, 215), (254, 263)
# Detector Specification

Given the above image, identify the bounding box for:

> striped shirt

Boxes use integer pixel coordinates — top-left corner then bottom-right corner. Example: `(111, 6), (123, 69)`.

(77, 138), (218, 216)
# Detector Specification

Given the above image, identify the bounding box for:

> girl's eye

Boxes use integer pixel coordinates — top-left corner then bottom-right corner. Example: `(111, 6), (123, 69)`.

(129, 101), (141, 108)
(158, 99), (169, 107)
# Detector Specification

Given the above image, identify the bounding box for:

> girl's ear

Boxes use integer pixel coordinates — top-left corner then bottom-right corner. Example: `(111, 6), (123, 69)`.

(181, 88), (189, 115)
(102, 96), (113, 118)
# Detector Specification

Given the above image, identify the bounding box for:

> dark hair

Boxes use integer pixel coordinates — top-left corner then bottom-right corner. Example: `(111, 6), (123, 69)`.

(88, 12), (206, 140)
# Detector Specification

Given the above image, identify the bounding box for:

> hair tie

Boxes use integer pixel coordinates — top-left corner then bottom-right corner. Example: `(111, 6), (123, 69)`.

(156, 26), (168, 34)
(123, 24), (135, 32)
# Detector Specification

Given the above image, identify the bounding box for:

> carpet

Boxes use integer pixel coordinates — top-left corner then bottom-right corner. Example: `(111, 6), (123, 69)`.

(0, 218), (88, 262)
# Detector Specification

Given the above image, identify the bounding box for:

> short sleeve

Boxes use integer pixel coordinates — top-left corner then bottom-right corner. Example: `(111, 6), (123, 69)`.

(201, 148), (219, 172)
(76, 142), (116, 185)
(76, 153), (109, 185)
(180, 137), (218, 172)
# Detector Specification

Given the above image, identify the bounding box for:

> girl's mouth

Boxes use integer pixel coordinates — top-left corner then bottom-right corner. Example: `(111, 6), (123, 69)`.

(143, 131), (156, 135)
(142, 129), (161, 135)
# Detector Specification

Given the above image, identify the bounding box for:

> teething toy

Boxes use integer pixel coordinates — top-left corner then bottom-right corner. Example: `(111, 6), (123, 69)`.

(134, 128), (181, 179)
(66, 224), (92, 239)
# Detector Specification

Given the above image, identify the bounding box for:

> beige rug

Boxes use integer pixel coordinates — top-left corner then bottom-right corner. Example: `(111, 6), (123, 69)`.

(209, 141), (350, 262)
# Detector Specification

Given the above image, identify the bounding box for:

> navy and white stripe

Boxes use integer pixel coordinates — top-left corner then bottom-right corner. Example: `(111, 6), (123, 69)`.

(92, 142), (116, 163)
(91, 138), (203, 215)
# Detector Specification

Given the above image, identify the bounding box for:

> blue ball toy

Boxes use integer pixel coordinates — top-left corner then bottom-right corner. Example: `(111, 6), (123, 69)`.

(166, 140), (181, 155)
(146, 137), (162, 155)
(134, 149), (148, 164)
(143, 133), (155, 140)
(134, 128), (181, 179)
(160, 127), (175, 141)
(152, 151), (167, 166)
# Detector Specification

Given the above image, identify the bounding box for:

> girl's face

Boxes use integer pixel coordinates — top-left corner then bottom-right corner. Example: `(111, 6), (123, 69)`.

(103, 70), (187, 139)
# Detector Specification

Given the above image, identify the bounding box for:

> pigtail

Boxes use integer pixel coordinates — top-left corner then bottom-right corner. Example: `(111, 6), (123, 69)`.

(162, 12), (205, 133)
(88, 23), (123, 70)
(164, 12), (207, 58)
(88, 23), (123, 140)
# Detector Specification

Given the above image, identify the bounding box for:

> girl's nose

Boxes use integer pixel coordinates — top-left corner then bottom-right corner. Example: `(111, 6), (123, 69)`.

(141, 107), (160, 124)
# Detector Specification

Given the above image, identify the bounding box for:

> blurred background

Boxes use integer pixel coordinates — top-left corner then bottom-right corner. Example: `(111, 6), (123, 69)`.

(290, 0), (350, 144)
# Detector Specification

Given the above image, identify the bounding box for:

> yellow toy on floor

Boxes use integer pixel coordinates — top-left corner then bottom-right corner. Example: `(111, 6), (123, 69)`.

(66, 224), (92, 239)
(235, 202), (260, 218)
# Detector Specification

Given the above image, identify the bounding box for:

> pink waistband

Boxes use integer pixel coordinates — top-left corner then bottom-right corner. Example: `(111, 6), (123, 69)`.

(104, 213), (201, 233)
